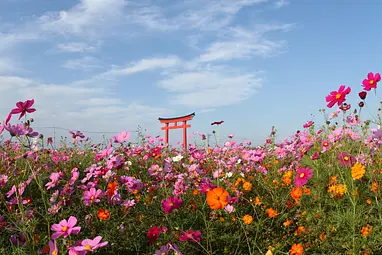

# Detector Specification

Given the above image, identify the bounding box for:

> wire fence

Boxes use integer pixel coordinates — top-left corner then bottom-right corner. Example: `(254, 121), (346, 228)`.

(27, 126), (266, 147)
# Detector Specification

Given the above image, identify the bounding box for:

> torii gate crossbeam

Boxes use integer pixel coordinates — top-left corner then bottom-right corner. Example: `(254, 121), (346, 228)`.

(158, 112), (195, 150)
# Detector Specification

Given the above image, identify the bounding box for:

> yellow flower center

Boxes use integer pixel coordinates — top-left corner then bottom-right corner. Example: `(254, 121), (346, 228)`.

(335, 93), (341, 99)
(170, 202), (174, 206)
(91, 196), (95, 200)
(52, 250), (57, 255)
(370, 80), (374, 84)
(299, 173), (305, 178)
(85, 245), (92, 251)
(61, 226), (68, 232)
(344, 156), (349, 161)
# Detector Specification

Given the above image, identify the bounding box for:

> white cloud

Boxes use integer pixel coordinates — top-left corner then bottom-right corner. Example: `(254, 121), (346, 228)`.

(129, 0), (267, 32)
(39, 0), (127, 36)
(275, 0), (289, 8)
(0, 58), (18, 74)
(158, 68), (263, 108)
(56, 42), (98, 53)
(62, 56), (102, 71)
(0, 32), (39, 52)
(0, 75), (171, 142)
(198, 25), (293, 62)
(101, 56), (181, 77)
(76, 97), (123, 106)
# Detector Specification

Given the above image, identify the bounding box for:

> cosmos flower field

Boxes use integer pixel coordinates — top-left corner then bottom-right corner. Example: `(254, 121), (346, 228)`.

(0, 73), (381, 255)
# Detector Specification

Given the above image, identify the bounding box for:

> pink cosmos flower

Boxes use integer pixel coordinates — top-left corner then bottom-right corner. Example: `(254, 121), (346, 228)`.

(82, 187), (103, 206)
(346, 114), (361, 126)
(362, 72), (380, 91)
(179, 230), (202, 243)
(7, 99), (36, 123)
(74, 236), (108, 252)
(51, 216), (81, 240)
(0, 175), (8, 188)
(303, 121), (314, 128)
(7, 185), (16, 198)
(4, 123), (28, 136)
(161, 196), (182, 214)
(192, 150), (204, 159)
(325, 85), (351, 108)
(114, 131), (130, 143)
(68, 245), (86, 255)
(294, 167), (313, 187)
(45, 172), (61, 190)
(48, 240), (58, 255)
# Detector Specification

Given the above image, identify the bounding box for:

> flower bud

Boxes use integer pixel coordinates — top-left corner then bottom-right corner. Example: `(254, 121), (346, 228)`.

(359, 91), (367, 100)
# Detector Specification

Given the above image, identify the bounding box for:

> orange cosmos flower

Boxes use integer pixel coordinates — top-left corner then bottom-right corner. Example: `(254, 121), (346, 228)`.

(291, 187), (303, 201)
(192, 189), (200, 196)
(289, 243), (304, 255)
(254, 196), (262, 206)
(361, 224), (373, 238)
(97, 208), (110, 221)
(283, 219), (293, 227)
(370, 181), (379, 193)
(242, 215), (253, 225)
(266, 208), (278, 218)
(206, 187), (229, 210)
(351, 163), (366, 180)
(282, 171), (293, 186)
(106, 181), (118, 198)
(243, 182), (252, 191)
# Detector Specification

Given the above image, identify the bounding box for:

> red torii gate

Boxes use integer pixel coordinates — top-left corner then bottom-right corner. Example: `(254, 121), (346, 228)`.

(158, 112), (195, 150)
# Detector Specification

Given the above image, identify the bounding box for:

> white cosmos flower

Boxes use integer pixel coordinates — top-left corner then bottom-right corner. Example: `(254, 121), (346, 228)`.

(172, 155), (183, 162)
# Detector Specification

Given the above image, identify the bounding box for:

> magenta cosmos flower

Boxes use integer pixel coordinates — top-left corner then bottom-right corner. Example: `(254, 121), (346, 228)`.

(161, 196), (182, 214)
(362, 72), (380, 91)
(325, 85), (351, 108)
(82, 187), (103, 206)
(51, 216), (81, 240)
(179, 230), (202, 242)
(74, 236), (108, 252)
(69, 130), (85, 139)
(294, 167), (313, 187)
(6, 99), (36, 124)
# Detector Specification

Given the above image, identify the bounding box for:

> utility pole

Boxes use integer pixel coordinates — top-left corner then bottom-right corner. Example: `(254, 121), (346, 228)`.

(53, 126), (56, 148)
(207, 134), (212, 147)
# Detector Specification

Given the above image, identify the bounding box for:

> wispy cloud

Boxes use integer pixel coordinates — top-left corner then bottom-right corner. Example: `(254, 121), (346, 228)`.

(56, 42), (99, 53)
(129, 0), (267, 32)
(0, 58), (18, 74)
(158, 67), (263, 108)
(198, 24), (293, 62)
(275, 0), (289, 8)
(0, 31), (39, 52)
(39, 0), (127, 36)
(62, 56), (102, 71)
(101, 56), (181, 77)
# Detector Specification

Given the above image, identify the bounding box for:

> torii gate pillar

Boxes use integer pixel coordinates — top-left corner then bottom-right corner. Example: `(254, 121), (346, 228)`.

(158, 112), (195, 150)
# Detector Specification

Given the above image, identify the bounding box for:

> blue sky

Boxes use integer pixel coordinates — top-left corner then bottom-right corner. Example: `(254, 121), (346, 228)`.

(0, 0), (381, 146)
